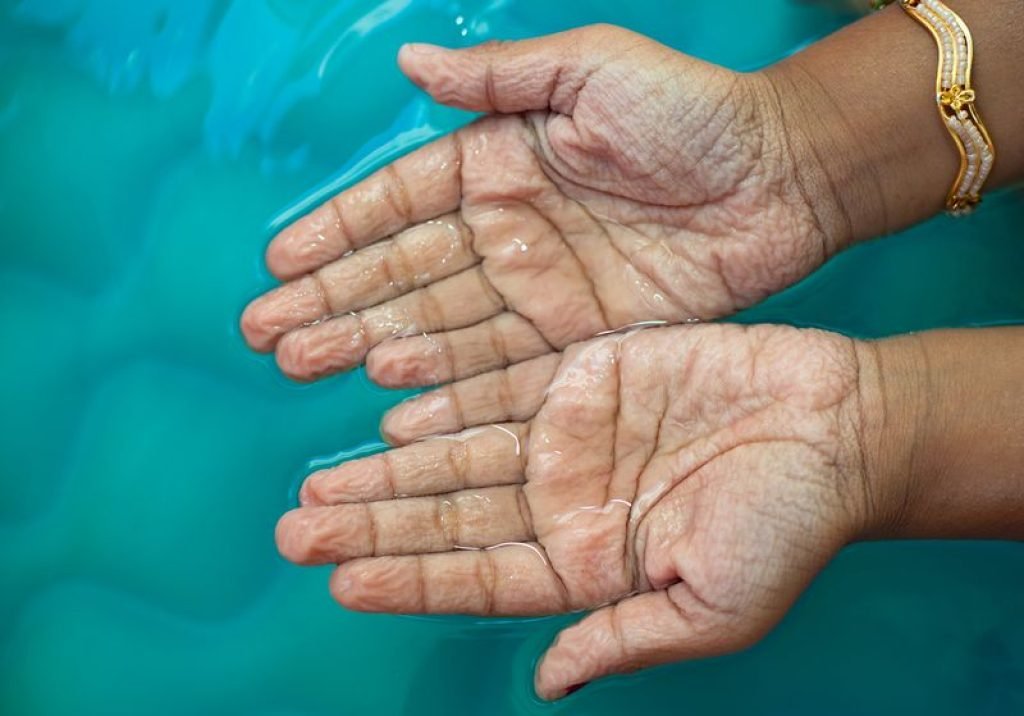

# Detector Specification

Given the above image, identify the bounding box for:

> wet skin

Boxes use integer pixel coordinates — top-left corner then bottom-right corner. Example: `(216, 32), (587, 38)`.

(240, 26), (840, 386)
(276, 323), (872, 699)
(242, 8), (1024, 703)
(246, 24), (858, 700)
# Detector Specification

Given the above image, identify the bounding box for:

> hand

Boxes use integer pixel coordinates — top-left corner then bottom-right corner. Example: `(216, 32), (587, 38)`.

(241, 26), (845, 386)
(275, 323), (872, 698)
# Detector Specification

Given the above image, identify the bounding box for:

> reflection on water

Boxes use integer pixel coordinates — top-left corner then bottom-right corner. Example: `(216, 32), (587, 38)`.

(1, 1), (1022, 714)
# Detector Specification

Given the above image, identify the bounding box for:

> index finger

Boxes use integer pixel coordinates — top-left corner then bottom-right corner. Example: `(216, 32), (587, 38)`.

(266, 133), (463, 280)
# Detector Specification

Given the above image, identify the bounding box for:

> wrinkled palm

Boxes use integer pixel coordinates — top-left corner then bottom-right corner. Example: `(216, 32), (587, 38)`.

(241, 26), (834, 386)
(276, 323), (870, 699)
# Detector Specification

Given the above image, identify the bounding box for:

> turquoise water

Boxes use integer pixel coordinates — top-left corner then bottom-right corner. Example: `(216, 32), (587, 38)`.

(1, 0), (1023, 713)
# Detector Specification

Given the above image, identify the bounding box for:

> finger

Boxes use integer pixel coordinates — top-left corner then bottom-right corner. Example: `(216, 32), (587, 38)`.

(240, 275), (329, 353)
(330, 544), (569, 615)
(397, 26), (629, 114)
(311, 212), (478, 316)
(366, 312), (552, 389)
(242, 216), (481, 354)
(273, 266), (505, 381)
(380, 353), (560, 445)
(277, 485), (535, 565)
(299, 423), (527, 506)
(265, 134), (462, 280)
(246, 221), (487, 356)
(535, 583), (743, 700)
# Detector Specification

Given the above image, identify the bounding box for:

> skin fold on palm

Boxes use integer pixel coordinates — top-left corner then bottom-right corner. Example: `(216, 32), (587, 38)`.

(240, 26), (838, 387)
(275, 323), (872, 699)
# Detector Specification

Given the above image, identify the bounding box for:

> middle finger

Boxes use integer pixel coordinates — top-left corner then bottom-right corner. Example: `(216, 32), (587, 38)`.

(241, 212), (478, 352)
(274, 265), (505, 381)
(300, 423), (528, 506)
(276, 485), (535, 565)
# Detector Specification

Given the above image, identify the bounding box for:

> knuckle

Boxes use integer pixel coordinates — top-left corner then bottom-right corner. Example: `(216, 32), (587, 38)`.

(445, 440), (471, 490)
(417, 286), (446, 328)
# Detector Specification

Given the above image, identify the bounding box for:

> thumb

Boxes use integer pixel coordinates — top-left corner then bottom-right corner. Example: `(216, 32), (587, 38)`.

(534, 583), (761, 700)
(397, 25), (626, 115)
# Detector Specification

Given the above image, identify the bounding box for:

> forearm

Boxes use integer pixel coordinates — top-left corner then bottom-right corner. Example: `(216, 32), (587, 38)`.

(764, 0), (1024, 244)
(856, 327), (1024, 541)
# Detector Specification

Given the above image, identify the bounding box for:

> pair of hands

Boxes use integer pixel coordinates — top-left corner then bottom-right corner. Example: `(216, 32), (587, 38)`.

(243, 26), (892, 699)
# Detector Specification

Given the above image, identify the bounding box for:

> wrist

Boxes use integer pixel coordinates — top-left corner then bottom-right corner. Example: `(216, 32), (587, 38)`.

(853, 328), (1024, 542)
(751, 67), (863, 256)
(850, 336), (928, 541)
(761, 5), (955, 246)
(764, 0), (1024, 245)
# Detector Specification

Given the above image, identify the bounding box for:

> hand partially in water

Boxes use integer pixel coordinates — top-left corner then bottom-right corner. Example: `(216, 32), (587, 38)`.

(241, 26), (846, 385)
(275, 323), (873, 699)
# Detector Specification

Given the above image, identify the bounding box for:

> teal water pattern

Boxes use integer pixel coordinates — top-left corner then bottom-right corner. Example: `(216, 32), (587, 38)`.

(1, 1), (1022, 714)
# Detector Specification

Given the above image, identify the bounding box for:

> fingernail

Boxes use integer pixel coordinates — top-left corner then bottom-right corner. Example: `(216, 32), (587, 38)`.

(564, 682), (589, 696)
(404, 42), (445, 56)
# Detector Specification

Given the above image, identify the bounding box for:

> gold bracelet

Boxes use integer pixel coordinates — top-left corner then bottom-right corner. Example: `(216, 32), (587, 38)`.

(875, 0), (996, 214)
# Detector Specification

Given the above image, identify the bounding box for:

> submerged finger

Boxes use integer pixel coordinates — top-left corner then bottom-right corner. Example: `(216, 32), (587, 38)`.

(240, 275), (329, 353)
(310, 211), (478, 316)
(380, 353), (560, 444)
(242, 218), (483, 354)
(276, 485), (534, 565)
(366, 312), (553, 389)
(300, 423), (528, 506)
(266, 134), (463, 280)
(330, 544), (569, 615)
(274, 266), (505, 381)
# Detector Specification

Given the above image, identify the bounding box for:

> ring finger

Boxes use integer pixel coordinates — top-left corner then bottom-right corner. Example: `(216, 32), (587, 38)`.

(276, 485), (535, 565)
(241, 212), (479, 352)
(273, 265), (505, 381)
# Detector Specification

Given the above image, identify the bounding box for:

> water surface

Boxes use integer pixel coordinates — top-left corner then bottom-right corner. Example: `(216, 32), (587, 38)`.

(1, 1), (1023, 714)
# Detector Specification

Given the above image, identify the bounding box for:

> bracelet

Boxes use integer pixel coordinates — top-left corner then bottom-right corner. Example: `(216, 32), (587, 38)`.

(873, 0), (996, 214)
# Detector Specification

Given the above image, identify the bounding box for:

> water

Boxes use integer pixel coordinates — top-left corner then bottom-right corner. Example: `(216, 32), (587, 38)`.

(1, 1), (1022, 714)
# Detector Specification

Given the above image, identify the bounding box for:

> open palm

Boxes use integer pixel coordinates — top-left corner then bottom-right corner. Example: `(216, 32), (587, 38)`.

(242, 26), (835, 386)
(276, 323), (871, 698)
